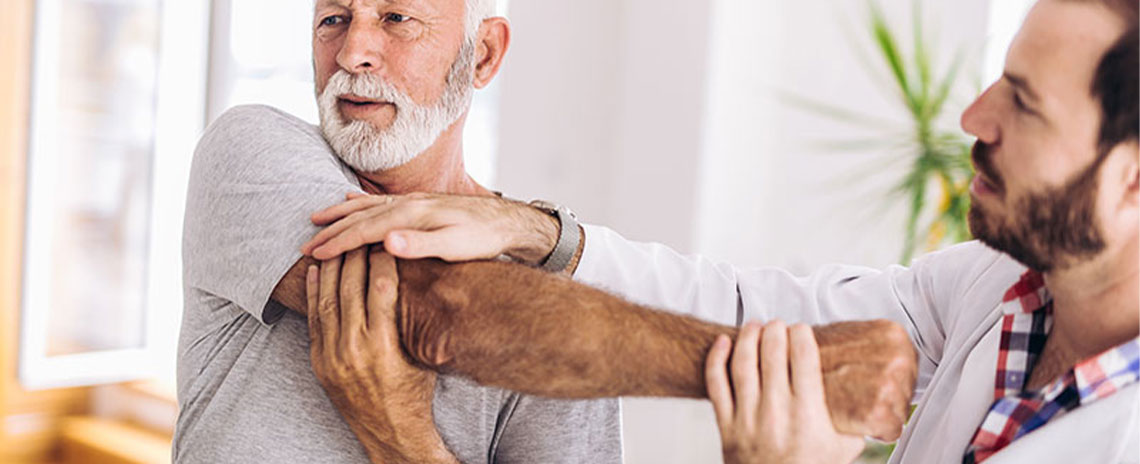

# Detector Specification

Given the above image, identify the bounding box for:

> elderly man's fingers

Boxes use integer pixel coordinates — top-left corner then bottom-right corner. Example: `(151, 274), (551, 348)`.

(759, 320), (791, 409)
(788, 324), (826, 410)
(305, 265), (321, 354)
(731, 321), (763, 421)
(705, 334), (735, 435)
(366, 246), (400, 338)
(339, 247), (369, 347)
(317, 256), (343, 355)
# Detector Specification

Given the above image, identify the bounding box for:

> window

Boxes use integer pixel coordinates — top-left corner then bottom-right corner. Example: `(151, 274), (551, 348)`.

(21, 0), (210, 389)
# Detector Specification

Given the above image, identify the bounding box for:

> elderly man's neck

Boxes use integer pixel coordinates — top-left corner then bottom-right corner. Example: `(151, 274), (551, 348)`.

(356, 124), (492, 197)
(1044, 237), (1139, 359)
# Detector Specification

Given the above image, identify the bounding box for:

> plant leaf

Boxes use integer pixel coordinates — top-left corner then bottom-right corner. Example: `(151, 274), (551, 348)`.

(869, 0), (919, 114)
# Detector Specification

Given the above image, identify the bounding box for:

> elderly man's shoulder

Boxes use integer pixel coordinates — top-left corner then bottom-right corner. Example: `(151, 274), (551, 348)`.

(196, 105), (329, 158)
(209, 104), (317, 134)
(191, 104), (338, 174)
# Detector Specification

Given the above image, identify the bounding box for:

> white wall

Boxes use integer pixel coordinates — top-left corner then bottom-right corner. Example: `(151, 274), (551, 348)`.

(495, 0), (991, 462)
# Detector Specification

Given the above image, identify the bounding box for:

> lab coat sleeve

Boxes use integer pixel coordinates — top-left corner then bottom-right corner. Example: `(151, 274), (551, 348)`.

(572, 224), (994, 395)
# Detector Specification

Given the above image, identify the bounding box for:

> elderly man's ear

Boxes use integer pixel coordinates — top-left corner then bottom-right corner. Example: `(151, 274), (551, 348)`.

(473, 17), (511, 89)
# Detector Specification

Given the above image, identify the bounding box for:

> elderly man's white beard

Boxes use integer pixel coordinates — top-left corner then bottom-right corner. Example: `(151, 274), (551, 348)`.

(317, 40), (476, 173)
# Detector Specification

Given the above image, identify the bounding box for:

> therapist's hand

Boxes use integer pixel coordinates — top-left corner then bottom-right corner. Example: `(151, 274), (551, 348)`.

(307, 247), (457, 464)
(707, 321), (865, 464)
(301, 193), (561, 266)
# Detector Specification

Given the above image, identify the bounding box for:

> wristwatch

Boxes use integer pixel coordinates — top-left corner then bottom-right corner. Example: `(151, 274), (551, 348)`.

(528, 200), (581, 273)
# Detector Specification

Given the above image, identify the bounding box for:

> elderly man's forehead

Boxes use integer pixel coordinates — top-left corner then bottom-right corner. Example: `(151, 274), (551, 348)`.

(1006, 0), (1125, 100)
(314, 0), (465, 10)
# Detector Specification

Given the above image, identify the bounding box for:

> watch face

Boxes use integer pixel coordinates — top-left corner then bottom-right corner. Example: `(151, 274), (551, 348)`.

(529, 200), (558, 214)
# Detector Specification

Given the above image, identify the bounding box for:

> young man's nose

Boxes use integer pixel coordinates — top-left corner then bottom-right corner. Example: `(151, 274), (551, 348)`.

(960, 82), (1001, 145)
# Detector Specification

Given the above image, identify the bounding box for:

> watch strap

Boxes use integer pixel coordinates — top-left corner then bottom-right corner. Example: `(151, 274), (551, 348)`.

(529, 201), (580, 273)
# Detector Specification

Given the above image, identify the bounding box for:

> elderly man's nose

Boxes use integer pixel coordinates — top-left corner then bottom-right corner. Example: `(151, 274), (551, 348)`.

(337, 22), (384, 73)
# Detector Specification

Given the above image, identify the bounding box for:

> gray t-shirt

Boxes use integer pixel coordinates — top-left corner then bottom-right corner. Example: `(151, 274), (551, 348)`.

(174, 105), (622, 463)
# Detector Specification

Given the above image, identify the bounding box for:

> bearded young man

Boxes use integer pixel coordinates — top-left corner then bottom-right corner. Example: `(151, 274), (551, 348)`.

(299, 0), (1139, 462)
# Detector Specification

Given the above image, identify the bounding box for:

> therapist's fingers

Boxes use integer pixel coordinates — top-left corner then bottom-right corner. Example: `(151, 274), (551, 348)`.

(705, 334), (735, 434)
(788, 324), (826, 410)
(305, 265), (321, 355)
(338, 247), (369, 348)
(731, 322), (763, 423)
(759, 320), (791, 409)
(317, 256), (343, 355)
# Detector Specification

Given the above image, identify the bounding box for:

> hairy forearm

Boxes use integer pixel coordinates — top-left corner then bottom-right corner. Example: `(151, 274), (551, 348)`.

(397, 260), (913, 398)
(396, 258), (916, 439)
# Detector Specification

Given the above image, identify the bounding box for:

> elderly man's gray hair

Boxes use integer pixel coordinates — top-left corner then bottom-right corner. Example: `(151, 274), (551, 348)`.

(465, 0), (496, 38)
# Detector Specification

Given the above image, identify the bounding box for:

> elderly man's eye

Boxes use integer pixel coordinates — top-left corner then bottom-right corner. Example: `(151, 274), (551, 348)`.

(319, 15), (346, 27)
(385, 13), (410, 23)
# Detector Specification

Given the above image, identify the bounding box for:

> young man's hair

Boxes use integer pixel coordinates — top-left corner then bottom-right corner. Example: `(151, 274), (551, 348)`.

(1092, 25), (1138, 156)
(1082, 0), (1139, 155)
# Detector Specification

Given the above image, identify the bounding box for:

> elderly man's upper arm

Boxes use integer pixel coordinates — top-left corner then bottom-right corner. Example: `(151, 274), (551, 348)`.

(271, 258), (317, 315)
(183, 104), (360, 323)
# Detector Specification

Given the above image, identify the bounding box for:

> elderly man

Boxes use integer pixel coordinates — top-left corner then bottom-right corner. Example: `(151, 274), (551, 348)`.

(301, 0), (1139, 462)
(173, 1), (626, 463)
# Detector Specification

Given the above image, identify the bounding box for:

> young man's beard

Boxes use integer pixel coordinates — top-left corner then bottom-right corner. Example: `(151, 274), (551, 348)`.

(316, 39), (477, 173)
(967, 142), (1107, 273)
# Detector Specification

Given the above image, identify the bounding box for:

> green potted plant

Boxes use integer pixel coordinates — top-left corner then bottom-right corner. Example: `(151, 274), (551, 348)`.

(788, 0), (977, 263)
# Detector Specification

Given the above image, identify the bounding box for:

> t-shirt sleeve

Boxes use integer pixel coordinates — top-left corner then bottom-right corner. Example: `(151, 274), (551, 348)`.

(492, 396), (623, 463)
(182, 104), (362, 324)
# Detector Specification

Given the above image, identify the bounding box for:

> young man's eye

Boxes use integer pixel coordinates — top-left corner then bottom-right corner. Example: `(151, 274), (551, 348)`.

(1012, 91), (1029, 112)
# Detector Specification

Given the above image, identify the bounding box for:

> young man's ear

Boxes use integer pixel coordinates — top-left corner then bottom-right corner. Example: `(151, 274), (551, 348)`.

(1122, 141), (1139, 199)
(472, 17), (511, 89)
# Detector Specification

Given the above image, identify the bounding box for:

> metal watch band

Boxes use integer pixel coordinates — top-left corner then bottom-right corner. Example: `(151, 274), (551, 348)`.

(529, 200), (580, 273)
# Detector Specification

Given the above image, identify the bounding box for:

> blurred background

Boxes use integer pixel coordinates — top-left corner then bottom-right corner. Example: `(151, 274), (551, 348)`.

(0, 0), (1034, 462)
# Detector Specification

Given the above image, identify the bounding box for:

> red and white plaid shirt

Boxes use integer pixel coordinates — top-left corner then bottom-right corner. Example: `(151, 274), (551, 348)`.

(963, 271), (1140, 463)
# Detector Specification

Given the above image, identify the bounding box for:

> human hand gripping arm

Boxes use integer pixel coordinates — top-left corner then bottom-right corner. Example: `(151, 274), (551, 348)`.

(306, 247), (458, 464)
(706, 321), (864, 464)
(283, 193), (916, 440)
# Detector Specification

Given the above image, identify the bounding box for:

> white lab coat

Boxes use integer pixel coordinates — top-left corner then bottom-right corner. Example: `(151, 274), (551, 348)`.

(573, 224), (1140, 464)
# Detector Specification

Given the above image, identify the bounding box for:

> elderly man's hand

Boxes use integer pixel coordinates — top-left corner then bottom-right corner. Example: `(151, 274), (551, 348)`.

(301, 192), (560, 265)
(707, 321), (865, 464)
(307, 246), (457, 464)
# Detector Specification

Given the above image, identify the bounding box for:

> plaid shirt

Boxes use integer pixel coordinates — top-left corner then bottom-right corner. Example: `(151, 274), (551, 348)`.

(963, 271), (1140, 463)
